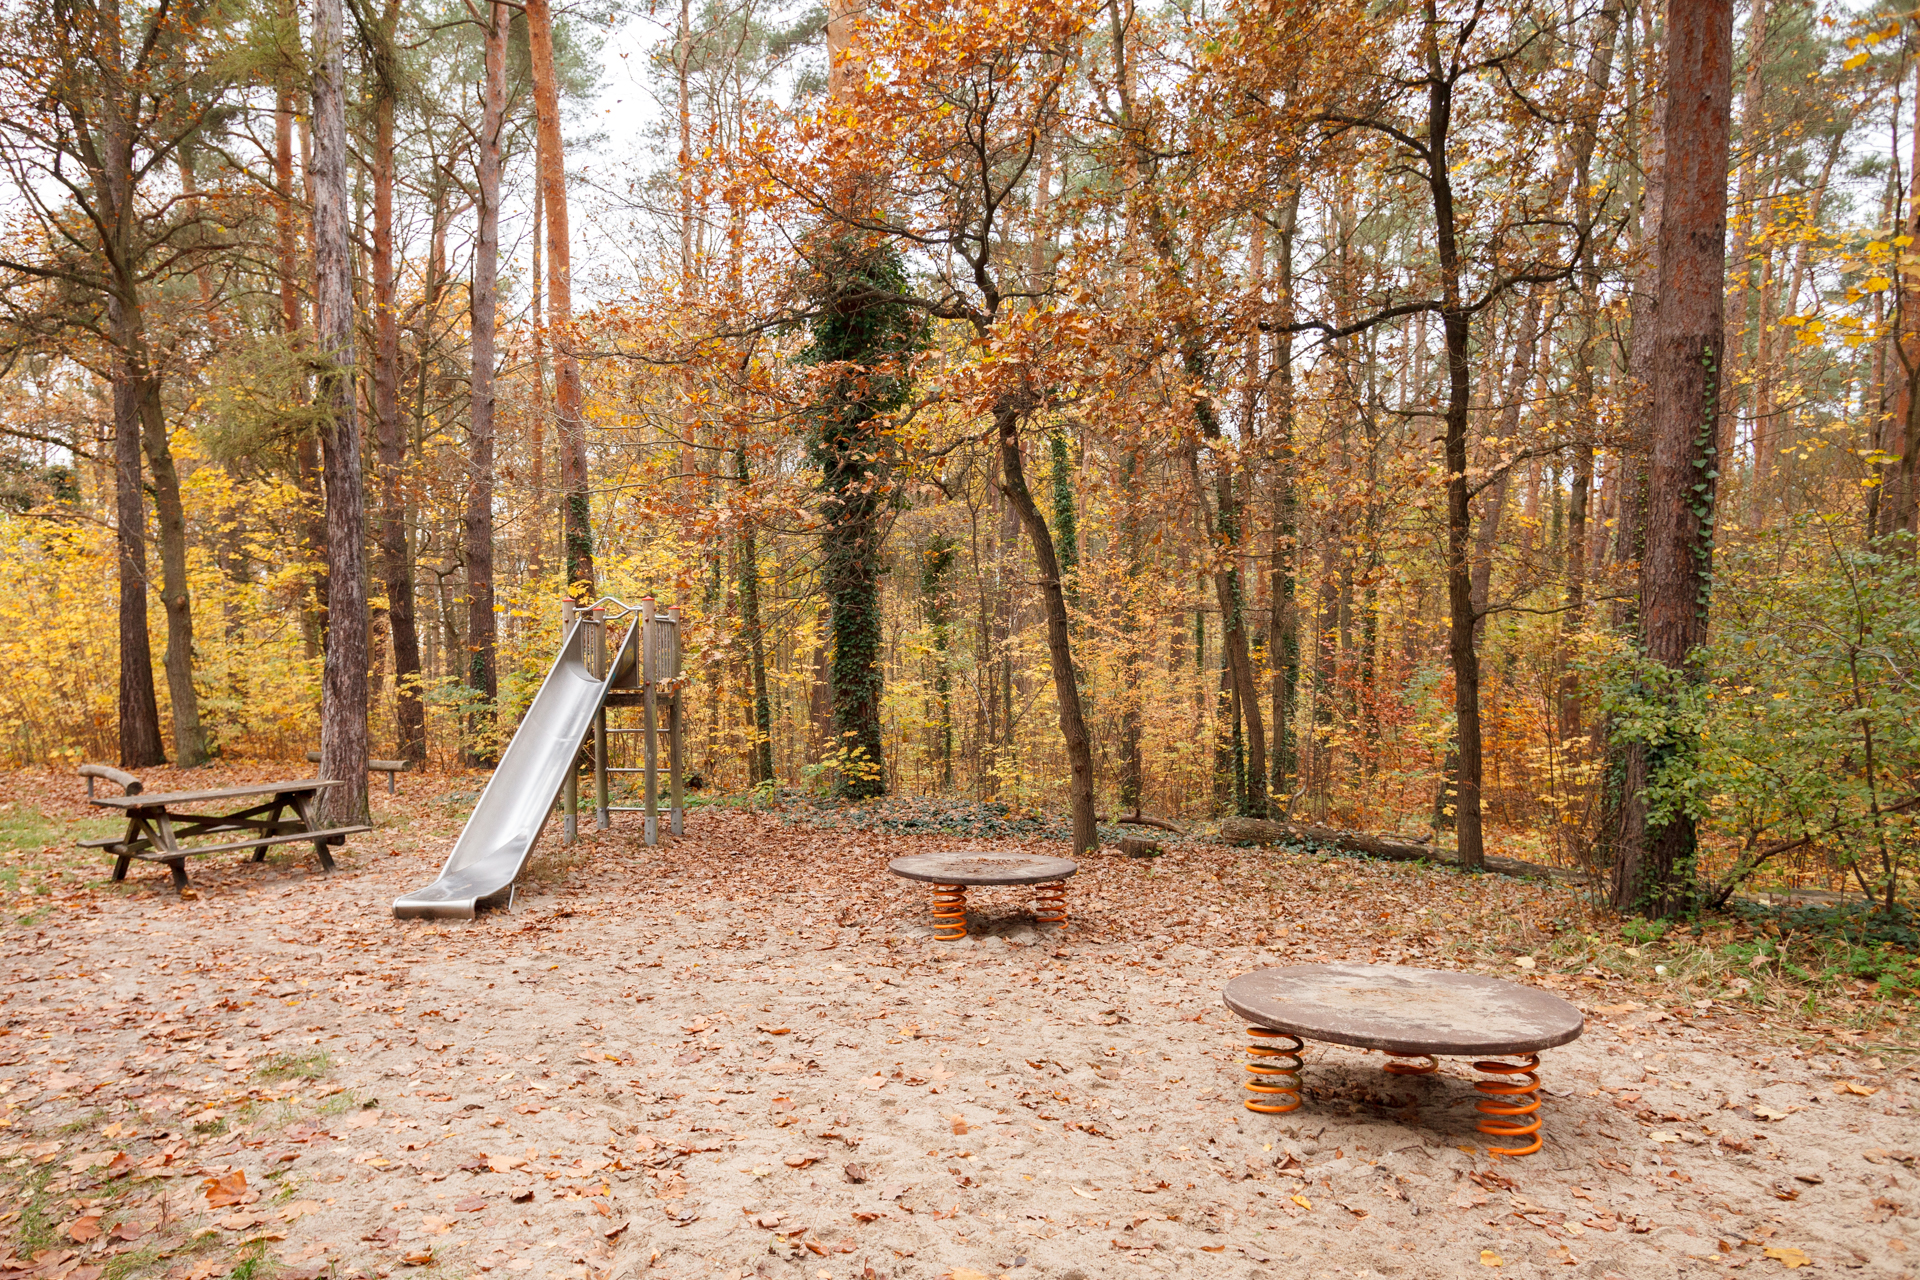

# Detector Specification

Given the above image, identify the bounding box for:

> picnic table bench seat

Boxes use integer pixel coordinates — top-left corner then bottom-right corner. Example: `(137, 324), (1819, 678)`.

(78, 772), (369, 892)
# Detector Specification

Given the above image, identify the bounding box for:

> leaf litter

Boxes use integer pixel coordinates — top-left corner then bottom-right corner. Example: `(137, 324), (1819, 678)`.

(0, 764), (1913, 1278)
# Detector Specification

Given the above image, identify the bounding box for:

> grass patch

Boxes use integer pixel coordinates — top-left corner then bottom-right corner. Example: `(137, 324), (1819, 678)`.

(229, 1237), (276, 1280)
(7, 1164), (60, 1261)
(257, 1050), (332, 1083)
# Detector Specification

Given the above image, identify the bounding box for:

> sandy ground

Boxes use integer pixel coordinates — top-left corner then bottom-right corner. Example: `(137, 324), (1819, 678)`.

(0, 767), (1916, 1280)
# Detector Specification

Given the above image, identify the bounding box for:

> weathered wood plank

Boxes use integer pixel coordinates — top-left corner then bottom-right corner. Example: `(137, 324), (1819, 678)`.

(122, 825), (371, 861)
(88, 779), (341, 810)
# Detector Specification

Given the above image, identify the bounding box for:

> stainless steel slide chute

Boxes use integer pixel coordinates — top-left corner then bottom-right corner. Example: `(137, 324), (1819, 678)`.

(391, 617), (637, 920)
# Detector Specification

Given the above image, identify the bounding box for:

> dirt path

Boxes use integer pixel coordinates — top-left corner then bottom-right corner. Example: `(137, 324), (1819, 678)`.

(0, 768), (1915, 1280)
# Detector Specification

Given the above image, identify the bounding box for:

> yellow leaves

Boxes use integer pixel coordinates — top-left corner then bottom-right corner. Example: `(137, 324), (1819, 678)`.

(1843, 51), (1870, 71)
(1860, 275), (1892, 293)
(1290, 1193), (1312, 1209)
(1764, 1245), (1812, 1269)
(1479, 1250), (1504, 1266)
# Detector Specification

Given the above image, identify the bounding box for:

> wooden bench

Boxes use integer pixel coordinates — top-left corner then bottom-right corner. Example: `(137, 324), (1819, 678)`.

(81, 772), (371, 891)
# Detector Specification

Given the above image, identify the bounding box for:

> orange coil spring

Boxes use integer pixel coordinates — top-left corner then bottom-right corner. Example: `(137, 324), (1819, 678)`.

(1243, 1026), (1304, 1114)
(1382, 1053), (1439, 1076)
(931, 884), (968, 942)
(1034, 880), (1068, 926)
(1473, 1053), (1543, 1157)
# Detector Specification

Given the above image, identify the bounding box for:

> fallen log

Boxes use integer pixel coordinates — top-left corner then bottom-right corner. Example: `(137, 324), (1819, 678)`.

(1218, 817), (1583, 883)
(1095, 811), (1189, 835)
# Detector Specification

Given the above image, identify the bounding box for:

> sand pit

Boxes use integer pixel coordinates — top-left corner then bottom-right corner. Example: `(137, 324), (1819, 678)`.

(1, 770), (1915, 1280)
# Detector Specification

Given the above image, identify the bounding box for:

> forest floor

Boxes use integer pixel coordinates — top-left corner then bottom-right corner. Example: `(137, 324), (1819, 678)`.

(0, 765), (1916, 1280)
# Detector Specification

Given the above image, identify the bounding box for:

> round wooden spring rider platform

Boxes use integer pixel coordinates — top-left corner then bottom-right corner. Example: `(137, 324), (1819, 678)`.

(887, 852), (1079, 941)
(1223, 963), (1585, 1156)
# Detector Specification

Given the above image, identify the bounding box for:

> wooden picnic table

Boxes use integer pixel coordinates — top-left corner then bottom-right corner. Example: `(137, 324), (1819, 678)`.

(83, 779), (371, 890)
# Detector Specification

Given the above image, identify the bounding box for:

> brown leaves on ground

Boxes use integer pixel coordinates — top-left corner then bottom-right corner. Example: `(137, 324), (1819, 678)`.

(201, 1170), (248, 1208)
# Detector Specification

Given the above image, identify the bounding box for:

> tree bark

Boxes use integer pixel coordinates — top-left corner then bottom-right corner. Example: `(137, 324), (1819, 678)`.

(1562, 0), (1624, 747)
(135, 373), (208, 765)
(111, 346), (164, 768)
(313, 0), (370, 825)
(371, 1), (425, 766)
(1421, 36), (1486, 870)
(1612, 0), (1733, 916)
(737, 448), (774, 786)
(460, 0), (506, 764)
(91, 11), (167, 770)
(1269, 192), (1301, 799)
(526, 0), (594, 597)
(274, 82), (326, 659)
(997, 401), (1097, 854)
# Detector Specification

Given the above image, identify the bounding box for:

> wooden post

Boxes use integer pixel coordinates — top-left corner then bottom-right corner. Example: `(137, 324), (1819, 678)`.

(668, 604), (683, 835)
(642, 596), (659, 846)
(592, 607), (609, 830)
(562, 597), (578, 844)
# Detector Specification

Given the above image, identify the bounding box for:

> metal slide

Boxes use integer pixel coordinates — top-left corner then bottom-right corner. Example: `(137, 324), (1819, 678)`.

(392, 617), (637, 920)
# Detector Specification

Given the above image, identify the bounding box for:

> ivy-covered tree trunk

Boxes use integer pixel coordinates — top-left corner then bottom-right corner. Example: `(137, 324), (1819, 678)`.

(803, 235), (921, 799)
(1612, 0), (1733, 916)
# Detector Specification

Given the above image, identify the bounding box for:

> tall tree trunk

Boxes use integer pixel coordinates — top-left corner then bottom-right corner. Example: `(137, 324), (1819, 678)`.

(526, 0), (594, 597)
(1424, 40), (1487, 870)
(1269, 193), (1300, 800)
(111, 345), (165, 768)
(372, 1), (425, 766)
(1119, 448), (1145, 810)
(313, 0), (370, 824)
(93, 3), (206, 767)
(460, 0), (506, 764)
(94, 13), (167, 770)
(737, 447), (774, 786)
(1612, 0), (1733, 916)
(997, 403), (1096, 854)
(1614, 72), (1667, 622)
(1562, 1), (1623, 748)
(274, 83), (325, 659)
(136, 374), (208, 765)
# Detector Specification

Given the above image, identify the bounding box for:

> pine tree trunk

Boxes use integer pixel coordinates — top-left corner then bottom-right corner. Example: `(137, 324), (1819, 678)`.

(1612, 0), (1734, 916)
(312, 0), (370, 825)
(997, 402), (1097, 854)
(526, 0), (594, 597)
(461, 0), (506, 764)
(372, 5), (425, 765)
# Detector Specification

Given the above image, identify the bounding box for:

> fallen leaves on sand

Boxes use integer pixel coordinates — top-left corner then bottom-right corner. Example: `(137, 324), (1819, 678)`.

(1764, 1245), (1812, 1268)
(1479, 1250), (1503, 1267)
(202, 1170), (248, 1208)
